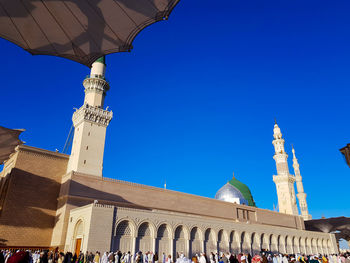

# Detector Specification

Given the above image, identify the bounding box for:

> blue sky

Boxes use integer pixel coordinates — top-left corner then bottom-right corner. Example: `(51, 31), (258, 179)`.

(1, 0), (349, 223)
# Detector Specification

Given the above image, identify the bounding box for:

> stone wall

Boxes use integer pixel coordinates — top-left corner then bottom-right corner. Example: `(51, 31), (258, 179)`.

(0, 145), (68, 248)
(65, 204), (338, 257)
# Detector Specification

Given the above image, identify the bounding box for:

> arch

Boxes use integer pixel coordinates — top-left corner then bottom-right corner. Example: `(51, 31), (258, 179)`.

(204, 228), (217, 254)
(229, 231), (239, 254)
(217, 229), (229, 253)
(292, 236), (299, 253)
(317, 239), (323, 255)
(73, 219), (84, 255)
(136, 222), (153, 252)
(327, 239), (332, 254)
(241, 232), (251, 254)
(270, 234), (278, 254)
(285, 236), (293, 254)
(251, 233), (260, 255)
(278, 235), (286, 254)
(156, 224), (171, 260)
(322, 239), (328, 255)
(174, 225), (188, 257)
(190, 227), (202, 256)
(261, 233), (269, 251)
(305, 238), (312, 255)
(114, 220), (134, 252)
(311, 238), (317, 254)
(299, 237), (306, 254)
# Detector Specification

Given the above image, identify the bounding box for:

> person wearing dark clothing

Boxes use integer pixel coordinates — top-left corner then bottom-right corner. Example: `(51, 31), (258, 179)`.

(117, 251), (122, 263)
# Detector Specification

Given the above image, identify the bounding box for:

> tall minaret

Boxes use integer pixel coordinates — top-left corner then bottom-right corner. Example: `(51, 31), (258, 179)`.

(292, 146), (312, 220)
(272, 121), (298, 215)
(66, 57), (113, 177)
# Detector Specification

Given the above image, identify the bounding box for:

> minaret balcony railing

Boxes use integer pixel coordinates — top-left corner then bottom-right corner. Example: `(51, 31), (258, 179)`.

(72, 103), (113, 127)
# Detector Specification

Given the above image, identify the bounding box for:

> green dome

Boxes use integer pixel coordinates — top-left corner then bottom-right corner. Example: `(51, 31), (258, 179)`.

(95, 56), (106, 65)
(228, 174), (256, 207)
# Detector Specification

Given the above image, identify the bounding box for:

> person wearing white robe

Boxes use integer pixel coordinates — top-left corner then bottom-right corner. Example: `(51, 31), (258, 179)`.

(210, 253), (215, 263)
(272, 255), (278, 263)
(282, 255), (288, 263)
(124, 252), (131, 263)
(165, 255), (172, 263)
(199, 254), (206, 263)
(148, 253), (154, 263)
(101, 253), (108, 263)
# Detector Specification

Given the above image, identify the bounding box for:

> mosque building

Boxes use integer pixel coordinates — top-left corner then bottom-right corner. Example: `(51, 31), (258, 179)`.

(0, 59), (337, 256)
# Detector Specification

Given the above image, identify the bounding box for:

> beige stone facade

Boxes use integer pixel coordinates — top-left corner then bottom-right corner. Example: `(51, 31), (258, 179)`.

(0, 145), (339, 255)
(65, 203), (337, 257)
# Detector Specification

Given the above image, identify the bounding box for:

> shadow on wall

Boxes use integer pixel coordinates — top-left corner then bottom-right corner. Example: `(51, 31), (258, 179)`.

(63, 179), (153, 210)
(0, 168), (150, 229)
(0, 238), (8, 246)
(0, 168), (62, 228)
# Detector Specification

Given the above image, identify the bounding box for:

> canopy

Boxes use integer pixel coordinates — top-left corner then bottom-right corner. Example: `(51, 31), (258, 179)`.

(0, 126), (24, 164)
(0, 0), (180, 66)
(305, 216), (350, 242)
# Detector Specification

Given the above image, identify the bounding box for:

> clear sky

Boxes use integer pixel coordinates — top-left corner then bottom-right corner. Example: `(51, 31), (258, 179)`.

(1, 0), (349, 222)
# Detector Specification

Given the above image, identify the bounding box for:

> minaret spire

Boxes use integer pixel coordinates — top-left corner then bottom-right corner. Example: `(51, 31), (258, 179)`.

(66, 56), (113, 177)
(292, 146), (312, 220)
(272, 122), (298, 215)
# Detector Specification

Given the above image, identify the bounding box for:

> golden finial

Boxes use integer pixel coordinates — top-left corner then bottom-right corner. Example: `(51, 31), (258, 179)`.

(232, 171), (235, 179)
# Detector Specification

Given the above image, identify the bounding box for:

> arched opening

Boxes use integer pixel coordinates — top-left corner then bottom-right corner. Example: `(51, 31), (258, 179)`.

(270, 235), (278, 254)
(217, 230), (228, 253)
(286, 236), (293, 254)
(317, 239), (323, 255)
(278, 235), (285, 254)
(241, 232), (250, 254)
(136, 222), (152, 252)
(156, 224), (171, 260)
(306, 238), (311, 255)
(114, 220), (133, 252)
(300, 238), (306, 254)
(204, 228), (216, 254)
(251, 233), (260, 255)
(311, 238), (318, 254)
(292, 237), (299, 254)
(190, 227), (201, 257)
(230, 231), (239, 254)
(322, 239), (328, 255)
(174, 226), (187, 258)
(73, 220), (84, 256)
(261, 233), (269, 251)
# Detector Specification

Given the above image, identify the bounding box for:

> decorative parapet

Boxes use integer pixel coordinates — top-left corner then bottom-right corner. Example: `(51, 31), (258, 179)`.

(93, 203), (114, 209)
(72, 104), (113, 127)
(83, 76), (110, 94)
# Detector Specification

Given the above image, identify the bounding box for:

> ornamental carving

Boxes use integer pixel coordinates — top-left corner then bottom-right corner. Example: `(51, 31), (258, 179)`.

(72, 104), (113, 127)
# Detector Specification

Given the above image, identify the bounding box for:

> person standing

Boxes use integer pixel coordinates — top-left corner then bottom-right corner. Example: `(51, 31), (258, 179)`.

(199, 254), (206, 263)
(124, 252), (131, 263)
(154, 253), (158, 263)
(94, 252), (100, 263)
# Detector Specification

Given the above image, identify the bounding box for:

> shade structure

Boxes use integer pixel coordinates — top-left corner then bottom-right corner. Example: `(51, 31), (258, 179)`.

(0, 126), (23, 164)
(305, 216), (350, 242)
(0, 0), (180, 67)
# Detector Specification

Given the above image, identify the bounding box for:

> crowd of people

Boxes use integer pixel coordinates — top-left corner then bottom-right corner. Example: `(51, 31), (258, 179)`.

(1, 249), (350, 263)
